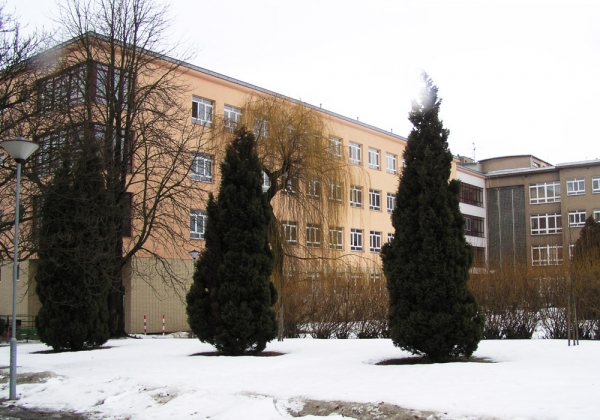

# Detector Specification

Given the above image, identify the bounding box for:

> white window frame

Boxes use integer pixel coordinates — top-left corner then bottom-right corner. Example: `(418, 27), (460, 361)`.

(349, 142), (362, 164)
(368, 147), (380, 170)
(262, 171), (270, 193)
(567, 178), (585, 196)
(191, 153), (213, 182)
(224, 105), (242, 132)
(328, 182), (343, 203)
(387, 192), (395, 214)
(350, 185), (363, 208)
(530, 213), (562, 235)
(529, 181), (561, 204)
(594, 209), (600, 223)
(350, 228), (363, 251)
(532, 245), (563, 266)
(592, 176), (600, 194)
(306, 223), (322, 248)
(307, 178), (321, 199)
(192, 97), (213, 126)
(369, 189), (381, 211)
(387, 233), (394, 243)
(386, 153), (397, 174)
(568, 210), (586, 227)
(329, 227), (343, 250)
(253, 118), (269, 140)
(369, 231), (382, 253)
(329, 137), (342, 159)
(190, 209), (207, 240)
(282, 221), (298, 244)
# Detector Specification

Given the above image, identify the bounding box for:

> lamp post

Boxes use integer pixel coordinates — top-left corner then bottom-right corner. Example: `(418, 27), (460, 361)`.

(0, 137), (39, 400)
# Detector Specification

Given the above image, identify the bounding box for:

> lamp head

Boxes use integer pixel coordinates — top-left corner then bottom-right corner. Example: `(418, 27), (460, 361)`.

(0, 137), (39, 163)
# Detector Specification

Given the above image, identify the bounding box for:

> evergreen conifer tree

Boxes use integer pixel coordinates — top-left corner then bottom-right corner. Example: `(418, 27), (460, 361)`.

(381, 73), (484, 360)
(35, 143), (113, 351)
(187, 127), (278, 355)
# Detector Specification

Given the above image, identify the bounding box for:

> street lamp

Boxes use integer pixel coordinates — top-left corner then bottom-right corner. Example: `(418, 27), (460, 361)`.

(0, 137), (39, 400)
(189, 249), (200, 261)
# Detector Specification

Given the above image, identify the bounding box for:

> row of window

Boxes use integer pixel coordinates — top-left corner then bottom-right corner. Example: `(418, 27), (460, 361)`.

(464, 214), (485, 237)
(39, 62), (131, 112)
(530, 210), (600, 235)
(529, 177), (600, 204)
(191, 213), (395, 253)
(460, 183), (484, 207)
(347, 141), (401, 174)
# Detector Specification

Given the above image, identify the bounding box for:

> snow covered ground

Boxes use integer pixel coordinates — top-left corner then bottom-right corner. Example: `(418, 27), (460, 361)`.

(1, 336), (598, 419)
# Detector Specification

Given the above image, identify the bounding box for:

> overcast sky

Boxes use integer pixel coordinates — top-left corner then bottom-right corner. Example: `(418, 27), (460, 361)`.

(7, 0), (600, 164)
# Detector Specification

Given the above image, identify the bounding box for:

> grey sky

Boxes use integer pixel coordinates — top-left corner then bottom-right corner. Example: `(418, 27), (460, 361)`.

(7, 0), (600, 164)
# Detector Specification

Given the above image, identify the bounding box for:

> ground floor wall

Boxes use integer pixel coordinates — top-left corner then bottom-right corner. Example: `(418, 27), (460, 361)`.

(124, 257), (194, 334)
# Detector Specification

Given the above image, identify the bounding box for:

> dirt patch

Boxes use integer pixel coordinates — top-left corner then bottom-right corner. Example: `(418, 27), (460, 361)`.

(31, 346), (112, 355)
(191, 350), (285, 357)
(288, 399), (500, 420)
(0, 370), (59, 385)
(376, 356), (493, 366)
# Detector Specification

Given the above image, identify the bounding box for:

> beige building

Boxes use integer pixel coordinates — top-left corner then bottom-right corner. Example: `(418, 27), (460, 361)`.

(479, 155), (600, 269)
(0, 40), (419, 334)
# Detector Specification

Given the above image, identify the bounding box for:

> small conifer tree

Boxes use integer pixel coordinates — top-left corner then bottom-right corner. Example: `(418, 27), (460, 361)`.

(187, 127), (278, 355)
(381, 73), (484, 360)
(35, 144), (113, 351)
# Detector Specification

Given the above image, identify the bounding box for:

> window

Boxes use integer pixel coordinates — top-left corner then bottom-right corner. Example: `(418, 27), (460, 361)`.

(350, 228), (363, 251)
(329, 137), (342, 159)
(532, 245), (563, 266)
(386, 153), (397, 174)
(191, 153), (212, 182)
(593, 176), (600, 194)
(192, 97), (214, 126)
(464, 214), (485, 237)
(387, 233), (394, 243)
(567, 178), (585, 196)
(253, 118), (269, 140)
(350, 185), (363, 208)
(224, 105), (242, 132)
(460, 183), (484, 207)
(262, 171), (270, 193)
(95, 63), (130, 106)
(369, 189), (381, 211)
(531, 213), (562, 235)
(282, 221), (298, 244)
(283, 174), (298, 194)
(387, 192), (395, 214)
(0, 152), (5, 167)
(328, 182), (343, 203)
(369, 231), (382, 253)
(530, 181), (561, 204)
(594, 209), (600, 223)
(368, 147), (380, 170)
(329, 227), (343, 250)
(190, 209), (207, 239)
(36, 130), (68, 176)
(307, 178), (321, 199)
(38, 64), (86, 111)
(306, 224), (322, 248)
(349, 142), (362, 164)
(472, 247), (486, 268)
(568, 210), (586, 228)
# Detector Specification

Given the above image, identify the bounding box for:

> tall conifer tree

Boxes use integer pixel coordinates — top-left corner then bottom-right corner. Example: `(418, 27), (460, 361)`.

(187, 127), (278, 355)
(35, 143), (113, 351)
(381, 73), (484, 360)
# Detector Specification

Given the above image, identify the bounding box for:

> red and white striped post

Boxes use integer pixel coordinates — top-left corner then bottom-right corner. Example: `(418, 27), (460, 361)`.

(143, 315), (147, 335)
(162, 315), (165, 336)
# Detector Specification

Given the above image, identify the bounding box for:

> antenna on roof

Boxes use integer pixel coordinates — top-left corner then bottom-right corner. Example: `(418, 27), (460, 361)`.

(472, 142), (476, 161)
